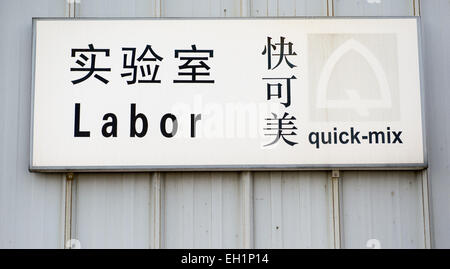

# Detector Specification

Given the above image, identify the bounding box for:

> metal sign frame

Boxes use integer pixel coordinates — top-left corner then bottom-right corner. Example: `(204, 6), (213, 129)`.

(29, 16), (427, 172)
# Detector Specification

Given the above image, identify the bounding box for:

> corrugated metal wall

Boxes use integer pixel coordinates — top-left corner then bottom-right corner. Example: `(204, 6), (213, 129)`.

(1, 0), (436, 249)
(421, 0), (450, 249)
(0, 0), (66, 249)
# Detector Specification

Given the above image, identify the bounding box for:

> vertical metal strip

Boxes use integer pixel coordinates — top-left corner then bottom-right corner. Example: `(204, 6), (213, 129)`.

(64, 173), (73, 249)
(327, 0), (341, 249)
(67, 1), (71, 17)
(63, 0), (76, 250)
(241, 171), (254, 248)
(418, 0), (421, 17)
(74, 0), (78, 17)
(326, 175), (334, 248)
(413, 0), (421, 16)
(238, 1), (253, 249)
(332, 0), (335, 16)
(150, 1), (163, 249)
(327, 1), (339, 249)
(59, 174), (66, 248)
(151, 172), (162, 248)
(421, 170), (431, 248)
(331, 170), (341, 249)
(155, 0), (162, 18)
(66, 0), (77, 17)
(414, 0), (427, 248)
(417, 0), (427, 248)
(327, 0), (334, 17)
(241, 0), (250, 18)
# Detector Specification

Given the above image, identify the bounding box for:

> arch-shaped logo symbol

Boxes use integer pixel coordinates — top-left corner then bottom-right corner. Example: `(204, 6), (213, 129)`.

(316, 39), (392, 116)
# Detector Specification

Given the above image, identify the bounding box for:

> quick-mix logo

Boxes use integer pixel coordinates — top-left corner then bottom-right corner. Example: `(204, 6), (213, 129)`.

(307, 33), (403, 149)
(309, 33), (400, 121)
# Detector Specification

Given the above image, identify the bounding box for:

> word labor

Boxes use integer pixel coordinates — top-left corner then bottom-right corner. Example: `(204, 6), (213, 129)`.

(70, 43), (214, 85)
(308, 127), (404, 149)
(73, 103), (202, 139)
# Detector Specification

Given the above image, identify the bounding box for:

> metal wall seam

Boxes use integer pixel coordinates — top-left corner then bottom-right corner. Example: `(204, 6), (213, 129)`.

(59, 174), (67, 249)
(413, 0), (421, 16)
(420, 171), (431, 248)
(240, 0), (250, 17)
(155, 0), (161, 18)
(326, 175), (335, 249)
(327, 0), (335, 17)
(151, 172), (162, 248)
(63, 0), (76, 250)
(151, 0), (162, 249)
(331, 170), (341, 249)
(415, 0), (429, 249)
(239, 0), (253, 249)
(241, 172), (254, 248)
(64, 173), (74, 249)
(328, 0), (341, 249)
(415, 0), (429, 247)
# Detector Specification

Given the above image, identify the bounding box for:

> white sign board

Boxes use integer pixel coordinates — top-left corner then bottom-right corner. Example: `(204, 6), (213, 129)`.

(30, 18), (425, 171)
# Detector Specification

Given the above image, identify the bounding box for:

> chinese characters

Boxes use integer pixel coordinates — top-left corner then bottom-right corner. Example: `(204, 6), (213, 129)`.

(121, 45), (163, 84)
(70, 44), (111, 84)
(70, 43), (214, 85)
(261, 36), (299, 147)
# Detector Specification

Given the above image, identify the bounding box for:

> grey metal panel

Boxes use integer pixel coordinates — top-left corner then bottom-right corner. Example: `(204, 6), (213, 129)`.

(162, 172), (242, 248)
(341, 171), (425, 248)
(278, 0), (327, 16)
(0, 0), (65, 248)
(421, 0), (450, 248)
(251, 0), (326, 16)
(250, 0), (277, 16)
(73, 173), (151, 248)
(78, 0), (160, 17)
(253, 172), (332, 248)
(334, 0), (413, 16)
(162, 0), (239, 17)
